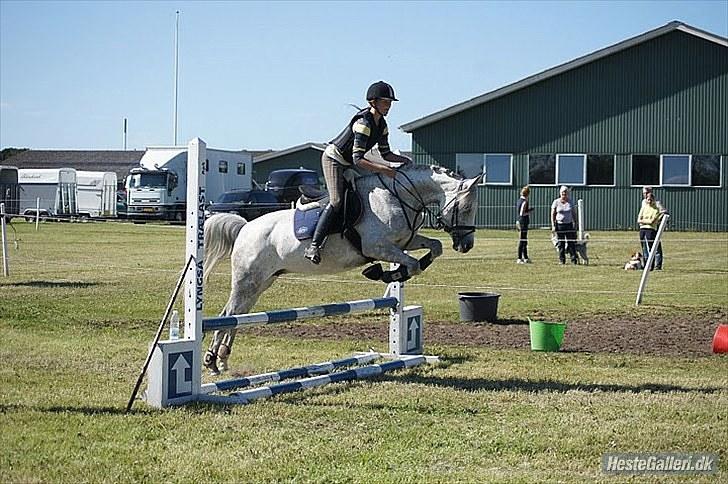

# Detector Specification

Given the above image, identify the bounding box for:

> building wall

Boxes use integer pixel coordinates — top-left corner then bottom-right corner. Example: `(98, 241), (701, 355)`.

(411, 31), (728, 230)
(253, 148), (324, 185)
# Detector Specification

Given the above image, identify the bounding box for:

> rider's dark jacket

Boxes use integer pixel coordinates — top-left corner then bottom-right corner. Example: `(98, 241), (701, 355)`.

(330, 108), (392, 165)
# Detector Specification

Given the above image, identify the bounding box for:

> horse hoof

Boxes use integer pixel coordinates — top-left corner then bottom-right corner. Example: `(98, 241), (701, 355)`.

(362, 263), (384, 281)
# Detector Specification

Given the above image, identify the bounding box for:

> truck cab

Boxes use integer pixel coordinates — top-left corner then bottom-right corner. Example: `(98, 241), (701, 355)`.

(126, 167), (183, 221)
(126, 146), (252, 222)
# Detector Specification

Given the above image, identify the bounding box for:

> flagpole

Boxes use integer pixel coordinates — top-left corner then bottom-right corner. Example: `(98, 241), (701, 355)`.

(173, 10), (180, 146)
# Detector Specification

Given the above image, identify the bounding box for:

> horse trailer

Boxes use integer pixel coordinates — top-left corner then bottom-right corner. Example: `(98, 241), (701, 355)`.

(76, 171), (117, 218)
(18, 168), (78, 220)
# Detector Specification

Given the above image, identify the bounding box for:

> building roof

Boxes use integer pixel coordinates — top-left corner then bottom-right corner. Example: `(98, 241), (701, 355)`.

(253, 142), (326, 164)
(3, 150), (145, 182)
(400, 21), (728, 132)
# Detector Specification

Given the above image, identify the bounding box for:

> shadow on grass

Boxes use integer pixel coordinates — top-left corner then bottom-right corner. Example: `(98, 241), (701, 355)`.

(0, 403), (133, 416)
(391, 374), (724, 395)
(0, 280), (101, 288)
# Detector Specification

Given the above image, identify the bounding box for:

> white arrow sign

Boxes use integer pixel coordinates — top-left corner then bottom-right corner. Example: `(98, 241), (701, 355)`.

(171, 353), (192, 395)
(407, 316), (420, 351)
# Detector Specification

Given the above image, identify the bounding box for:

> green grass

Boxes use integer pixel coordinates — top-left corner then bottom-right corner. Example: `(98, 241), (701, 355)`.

(1, 220), (726, 483)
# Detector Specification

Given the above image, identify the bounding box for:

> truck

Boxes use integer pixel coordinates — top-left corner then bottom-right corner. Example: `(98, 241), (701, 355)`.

(0, 166), (19, 220)
(126, 146), (252, 221)
(76, 171), (118, 219)
(18, 168), (78, 220)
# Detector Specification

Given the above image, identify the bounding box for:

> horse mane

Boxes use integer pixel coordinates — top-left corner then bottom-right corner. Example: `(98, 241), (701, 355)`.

(399, 163), (463, 180)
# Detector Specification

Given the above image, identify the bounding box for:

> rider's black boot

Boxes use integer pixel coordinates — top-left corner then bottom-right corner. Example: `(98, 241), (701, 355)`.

(304, 204), (336, 264)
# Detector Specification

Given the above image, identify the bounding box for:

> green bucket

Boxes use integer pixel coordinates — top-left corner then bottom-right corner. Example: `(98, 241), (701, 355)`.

(528, 318), (566, 352)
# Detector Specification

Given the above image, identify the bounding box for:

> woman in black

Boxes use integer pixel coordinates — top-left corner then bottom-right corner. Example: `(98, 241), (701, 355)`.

(304, 81), (411, 264)
(516, 185), (533, 264)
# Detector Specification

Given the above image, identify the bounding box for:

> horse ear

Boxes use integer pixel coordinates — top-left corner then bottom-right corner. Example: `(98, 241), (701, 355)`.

(463, 174), (483, 191)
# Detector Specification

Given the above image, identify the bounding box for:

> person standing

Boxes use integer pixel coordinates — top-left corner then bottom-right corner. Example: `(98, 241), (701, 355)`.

(637, 186), (666, 270)
(516, 185), (534, 264)
(304, 81), (411, 264)
(551, 186), (578, 265)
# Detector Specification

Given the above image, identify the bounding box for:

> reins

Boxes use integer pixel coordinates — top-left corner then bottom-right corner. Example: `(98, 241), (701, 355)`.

(376, 168), (476, 245)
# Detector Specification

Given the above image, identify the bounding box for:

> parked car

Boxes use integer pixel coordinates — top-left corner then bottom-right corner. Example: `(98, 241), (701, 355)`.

(265, 169), (321, 204)
(205, 189), (284, 220)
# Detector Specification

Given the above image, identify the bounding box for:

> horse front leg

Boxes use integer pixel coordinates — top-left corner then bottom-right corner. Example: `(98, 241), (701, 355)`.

(404, 234), (443, 272)
(361, 242), (422, 283)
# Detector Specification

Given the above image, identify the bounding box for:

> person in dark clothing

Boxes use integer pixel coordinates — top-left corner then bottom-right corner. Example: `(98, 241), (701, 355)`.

(304, 81), (411, 264)
(516, 185), (533, 264)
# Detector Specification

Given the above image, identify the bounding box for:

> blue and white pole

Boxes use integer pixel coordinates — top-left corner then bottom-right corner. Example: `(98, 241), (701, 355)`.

(199, 355), (428, 405)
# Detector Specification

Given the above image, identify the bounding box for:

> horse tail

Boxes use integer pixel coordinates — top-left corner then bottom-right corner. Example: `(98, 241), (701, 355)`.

(203, 213), (247, 283)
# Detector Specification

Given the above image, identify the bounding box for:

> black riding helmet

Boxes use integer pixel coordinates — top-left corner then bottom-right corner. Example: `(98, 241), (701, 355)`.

(366, 81), (398, 101)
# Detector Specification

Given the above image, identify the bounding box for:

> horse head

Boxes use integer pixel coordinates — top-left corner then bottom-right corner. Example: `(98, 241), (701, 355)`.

(437, 172), (482, 253)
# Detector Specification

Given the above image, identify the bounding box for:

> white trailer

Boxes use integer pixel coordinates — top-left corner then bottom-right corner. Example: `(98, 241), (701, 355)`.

(126, 146), (252, 221)
(18, 168), (78, 219)
(76, 171), (118, 218)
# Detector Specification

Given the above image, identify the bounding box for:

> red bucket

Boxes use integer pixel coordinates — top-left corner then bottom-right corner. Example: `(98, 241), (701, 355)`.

(712, 324), (728, 354)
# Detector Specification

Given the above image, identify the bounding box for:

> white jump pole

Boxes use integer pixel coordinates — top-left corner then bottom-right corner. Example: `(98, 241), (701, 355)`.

(635, 214), (670, 306)
(35, 197), (40, 231)
(1, 203), (8, 277)
(577, 199), (585, 242)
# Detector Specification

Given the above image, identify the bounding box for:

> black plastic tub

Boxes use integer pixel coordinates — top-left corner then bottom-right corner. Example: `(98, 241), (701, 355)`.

(457, 292), (500, 322)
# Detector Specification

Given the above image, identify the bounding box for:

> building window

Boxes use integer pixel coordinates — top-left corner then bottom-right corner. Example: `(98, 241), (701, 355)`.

(455, 153), (512, 184)
(455, 153), (484, 179)
(484, 154), (512, 184)
(236, 162), (246, 175)
(631, 154), (659, 186)
(219, 160), (228, 174)
(205, 159), (209, 172)
(528, 154), (556, 185)
(661, 154), (690, 186)
(692, 155), (721, 187)
(556, 154), (586, 185)
(587, 154), (615, 185)
(632, 154), (720, 187)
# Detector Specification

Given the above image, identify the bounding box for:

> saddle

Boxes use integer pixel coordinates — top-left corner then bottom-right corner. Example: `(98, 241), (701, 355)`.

(293, 179), (366, 255)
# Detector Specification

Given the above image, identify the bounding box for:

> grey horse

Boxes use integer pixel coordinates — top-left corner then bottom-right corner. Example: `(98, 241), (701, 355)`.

(202, 164), (482, 373)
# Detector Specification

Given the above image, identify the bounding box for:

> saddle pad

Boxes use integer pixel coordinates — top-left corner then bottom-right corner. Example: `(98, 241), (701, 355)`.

(293, 207), (322, 240)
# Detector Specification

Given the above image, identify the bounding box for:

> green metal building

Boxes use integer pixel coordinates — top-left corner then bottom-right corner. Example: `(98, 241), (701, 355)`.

(401, 21), (727, 231)
(252, 143), (325, 186)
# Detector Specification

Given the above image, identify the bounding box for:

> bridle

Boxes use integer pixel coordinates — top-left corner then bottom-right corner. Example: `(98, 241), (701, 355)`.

(377, 170), (476, 246)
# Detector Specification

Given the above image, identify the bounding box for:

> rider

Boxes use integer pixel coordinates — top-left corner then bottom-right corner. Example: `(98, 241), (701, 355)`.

(304, 80), (412, 264)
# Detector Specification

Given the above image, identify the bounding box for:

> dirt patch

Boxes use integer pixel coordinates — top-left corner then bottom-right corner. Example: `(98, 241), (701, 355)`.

(247, 309), (727, 357)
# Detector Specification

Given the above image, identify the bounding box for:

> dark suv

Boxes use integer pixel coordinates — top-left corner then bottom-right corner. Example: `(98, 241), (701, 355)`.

(205, 189), (284, 220)
(265, 169), (321, 204)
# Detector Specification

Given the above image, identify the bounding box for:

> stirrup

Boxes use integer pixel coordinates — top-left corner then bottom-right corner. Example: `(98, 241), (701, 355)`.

(304, 244), (321, 264)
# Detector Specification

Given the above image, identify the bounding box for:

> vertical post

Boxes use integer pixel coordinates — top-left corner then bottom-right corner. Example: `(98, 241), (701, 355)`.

(35, 197), (40, 231)
(577, 198), (585, 242)
(635, 214), (670, 306)
(185, 137), (206, 397)
(1, 203), (8, 277)
(386, 270), (404, 355)
(173, 11), (180, 146)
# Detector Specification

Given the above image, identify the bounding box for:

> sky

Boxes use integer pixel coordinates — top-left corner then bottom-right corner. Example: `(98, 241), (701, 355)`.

(1, 0), (726, 152)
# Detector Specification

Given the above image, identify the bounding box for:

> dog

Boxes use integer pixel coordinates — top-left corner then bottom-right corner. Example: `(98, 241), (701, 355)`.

(551, 232), (589, 265)
(624, 251), (644, 270)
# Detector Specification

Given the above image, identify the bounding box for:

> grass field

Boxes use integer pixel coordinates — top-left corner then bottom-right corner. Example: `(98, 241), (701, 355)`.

(1, 220), (726, 482)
